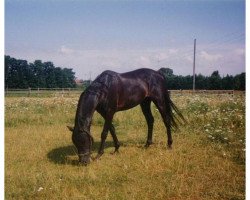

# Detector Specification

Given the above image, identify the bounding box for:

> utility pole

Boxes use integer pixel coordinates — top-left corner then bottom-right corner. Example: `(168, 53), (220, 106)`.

(89, 71), (92, 84)
(192, 39), (196, 92)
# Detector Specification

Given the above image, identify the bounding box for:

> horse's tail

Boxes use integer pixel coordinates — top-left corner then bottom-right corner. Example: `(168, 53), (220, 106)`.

(157, 69), (186, 129)
(164, 91), (186, 130)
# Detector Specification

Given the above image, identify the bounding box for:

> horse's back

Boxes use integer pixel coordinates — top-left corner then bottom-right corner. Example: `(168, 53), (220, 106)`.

(114, 68), (165, 110)
(96, 68), (162, 81)
(119, 68), (160, 79)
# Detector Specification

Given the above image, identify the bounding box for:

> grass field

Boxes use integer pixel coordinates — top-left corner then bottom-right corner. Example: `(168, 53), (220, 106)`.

(5, 93), (245, 199)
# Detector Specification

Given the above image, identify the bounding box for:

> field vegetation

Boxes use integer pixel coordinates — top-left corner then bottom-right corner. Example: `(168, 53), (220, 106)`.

(5, 93), (245, 199)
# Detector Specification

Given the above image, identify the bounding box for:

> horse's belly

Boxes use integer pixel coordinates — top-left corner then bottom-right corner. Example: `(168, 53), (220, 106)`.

(116, 79), (149, 111)
(117, 102), (139, 111)
(117, 93), (146, 111)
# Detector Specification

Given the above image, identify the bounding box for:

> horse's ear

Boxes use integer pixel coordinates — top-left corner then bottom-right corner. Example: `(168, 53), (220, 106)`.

(67, 126), (74, 132)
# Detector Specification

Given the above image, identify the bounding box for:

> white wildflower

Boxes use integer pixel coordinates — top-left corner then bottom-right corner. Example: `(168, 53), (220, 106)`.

(37, 187), (44, 192)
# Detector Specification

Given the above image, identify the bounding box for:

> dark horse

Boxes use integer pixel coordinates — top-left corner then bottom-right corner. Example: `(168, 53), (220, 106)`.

(67, 68), (184, 165)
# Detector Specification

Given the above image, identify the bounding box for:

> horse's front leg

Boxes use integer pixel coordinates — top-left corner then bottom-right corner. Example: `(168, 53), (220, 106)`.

(95, 123), (109, 160)
(95, 115), (114, 160)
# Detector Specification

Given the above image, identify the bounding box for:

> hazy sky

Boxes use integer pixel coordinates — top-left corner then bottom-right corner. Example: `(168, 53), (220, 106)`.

(5, 0), (245, 80)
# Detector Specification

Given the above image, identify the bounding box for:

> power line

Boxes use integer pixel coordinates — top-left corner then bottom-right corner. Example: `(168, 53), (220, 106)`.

(164, 32), (244, 64)
(201, 33), (244, 52)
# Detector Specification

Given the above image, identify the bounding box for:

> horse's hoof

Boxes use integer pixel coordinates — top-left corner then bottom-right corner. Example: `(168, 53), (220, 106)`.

(144, 142), (153, 148)
(79, 161), (89, 166)
(92, 153), (103, 161)
(110, 150), (119, 155)
(167, 145), (172, 150)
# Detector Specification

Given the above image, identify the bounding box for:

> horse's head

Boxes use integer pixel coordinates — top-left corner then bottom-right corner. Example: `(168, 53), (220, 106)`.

(67, 126), (93, 165)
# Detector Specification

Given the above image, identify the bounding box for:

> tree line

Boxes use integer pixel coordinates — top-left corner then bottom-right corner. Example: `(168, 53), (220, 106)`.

(5, 55), (76, 89)
(159, 68), (245, 90)
(5, 55), (245, 90)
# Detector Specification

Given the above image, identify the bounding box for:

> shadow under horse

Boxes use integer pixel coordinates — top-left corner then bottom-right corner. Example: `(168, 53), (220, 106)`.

(67, 68), (185, 165)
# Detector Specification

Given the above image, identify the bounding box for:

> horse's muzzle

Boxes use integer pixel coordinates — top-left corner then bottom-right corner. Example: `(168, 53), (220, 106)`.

(78, 153), (90, 166)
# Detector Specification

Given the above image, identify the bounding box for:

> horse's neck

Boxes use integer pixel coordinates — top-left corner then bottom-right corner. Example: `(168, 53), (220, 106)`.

(75, 94), (98, 132)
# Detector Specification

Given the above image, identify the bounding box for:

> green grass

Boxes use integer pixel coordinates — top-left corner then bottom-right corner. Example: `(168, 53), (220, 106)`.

(5, 94), (245, 199)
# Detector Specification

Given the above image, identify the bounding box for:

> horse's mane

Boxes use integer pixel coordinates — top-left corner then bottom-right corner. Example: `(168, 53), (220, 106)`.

(85, 70), (118, 96)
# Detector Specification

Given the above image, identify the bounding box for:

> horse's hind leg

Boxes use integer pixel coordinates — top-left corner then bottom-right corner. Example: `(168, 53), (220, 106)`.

(110, 124), (120, 153)
(140, 99), (154, 147)
(153, 98), (172, 149)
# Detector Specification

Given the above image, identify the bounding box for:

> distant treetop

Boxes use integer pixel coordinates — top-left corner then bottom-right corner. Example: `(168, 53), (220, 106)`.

(5, 55), (76, 89)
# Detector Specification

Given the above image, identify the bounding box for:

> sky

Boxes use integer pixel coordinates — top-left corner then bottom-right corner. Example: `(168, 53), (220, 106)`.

(5, 0), (245, 80)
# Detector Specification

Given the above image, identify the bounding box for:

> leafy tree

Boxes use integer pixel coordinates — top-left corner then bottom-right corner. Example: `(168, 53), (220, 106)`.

(221, 75), (234, 90)
(195, 74), (208, 89)
(32, 60), (46, 88)
(208, 71), (222, 90)
(157, 67), (245, 90)
(44, 62), (57, 88)
(4, 55), (77, 89)
(159, 67), (174, 77)
(54, 67), (64, 88)
(233, 73), (245, 90)
(61, 68), (76, 88)
(5, 56), (30, 88)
